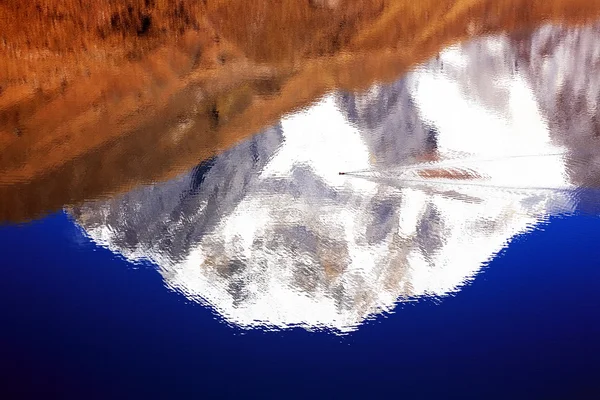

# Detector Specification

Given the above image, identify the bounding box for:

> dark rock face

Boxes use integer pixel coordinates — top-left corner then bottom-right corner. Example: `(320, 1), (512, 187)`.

(519, 24), (600, 188)
(71, 124), (284, 264)
(337, 80), (436, 167)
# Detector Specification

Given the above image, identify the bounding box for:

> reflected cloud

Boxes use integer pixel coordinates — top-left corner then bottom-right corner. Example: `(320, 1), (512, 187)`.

(71, 23), (600, 333)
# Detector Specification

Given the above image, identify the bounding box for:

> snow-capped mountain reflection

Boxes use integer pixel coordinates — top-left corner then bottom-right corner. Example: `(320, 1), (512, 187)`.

(70, 23), (600, 333)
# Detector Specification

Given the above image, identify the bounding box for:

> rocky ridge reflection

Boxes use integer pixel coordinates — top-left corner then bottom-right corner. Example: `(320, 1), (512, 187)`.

(71, 23), (600, 333)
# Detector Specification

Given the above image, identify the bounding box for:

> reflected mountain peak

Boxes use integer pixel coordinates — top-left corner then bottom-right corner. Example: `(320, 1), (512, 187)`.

(70, 22), (600, 332)
(4, 4), (600, 396)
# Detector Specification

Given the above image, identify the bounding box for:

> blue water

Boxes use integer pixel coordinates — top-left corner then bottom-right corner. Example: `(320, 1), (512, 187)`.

(4, 19), (600, 400)
(1, 211), (599, 399)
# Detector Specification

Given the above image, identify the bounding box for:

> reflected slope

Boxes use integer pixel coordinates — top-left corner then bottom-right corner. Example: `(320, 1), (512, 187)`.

(71, 23), (600, 332)
(4, 1), (600, 223)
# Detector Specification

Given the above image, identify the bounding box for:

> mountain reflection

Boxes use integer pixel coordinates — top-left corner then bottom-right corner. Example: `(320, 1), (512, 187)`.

(71, 23), (600, 333)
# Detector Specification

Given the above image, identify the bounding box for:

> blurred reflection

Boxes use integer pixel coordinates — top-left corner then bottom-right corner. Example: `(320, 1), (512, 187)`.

(70, 22), (600, 332)
(3, 1), (600, 223)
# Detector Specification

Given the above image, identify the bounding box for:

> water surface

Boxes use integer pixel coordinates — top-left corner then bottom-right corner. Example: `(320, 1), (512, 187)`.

(70, 22), (600, 333)
(2, 7), (600, 399)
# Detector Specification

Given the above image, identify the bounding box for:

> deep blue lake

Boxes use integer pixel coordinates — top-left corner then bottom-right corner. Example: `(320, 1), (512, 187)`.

(2, 17), (600, 400)
(2, 211), (600, 399)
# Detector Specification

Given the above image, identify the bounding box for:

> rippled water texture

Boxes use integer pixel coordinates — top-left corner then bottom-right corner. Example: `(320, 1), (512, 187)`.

(66, 22), (600, 333)
(2, 2), (600, 334)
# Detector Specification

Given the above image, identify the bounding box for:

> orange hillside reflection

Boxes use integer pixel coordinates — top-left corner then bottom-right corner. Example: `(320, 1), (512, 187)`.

(2, 0), (600, 223)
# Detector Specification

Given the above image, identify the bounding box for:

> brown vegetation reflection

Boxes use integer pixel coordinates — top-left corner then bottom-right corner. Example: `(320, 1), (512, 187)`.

(1, 0), (600, 222)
